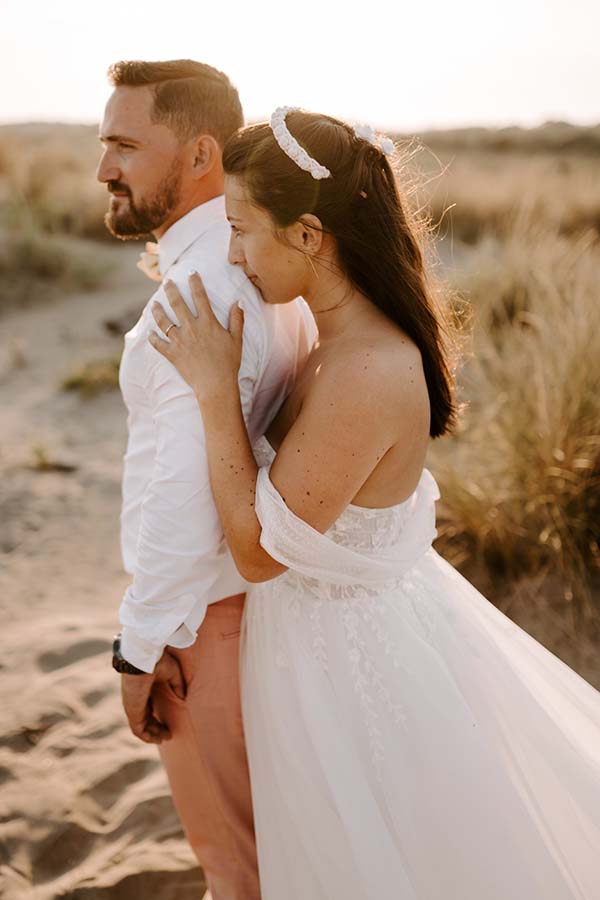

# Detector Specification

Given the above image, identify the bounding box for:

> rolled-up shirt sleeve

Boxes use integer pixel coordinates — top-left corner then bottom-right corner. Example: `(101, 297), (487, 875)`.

(119, 272), (262, 672)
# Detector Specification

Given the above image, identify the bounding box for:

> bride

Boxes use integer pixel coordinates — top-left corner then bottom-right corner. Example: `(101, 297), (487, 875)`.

(149, 107), (600, 898)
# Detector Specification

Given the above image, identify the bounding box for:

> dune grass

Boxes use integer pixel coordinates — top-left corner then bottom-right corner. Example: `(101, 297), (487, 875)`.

(390, 121), (600, 246)
(0, 226), (111, 310)
(0, 123), (109, 240)
(0, 125), (118, 311)
(423, 152), (600, 244)
(429, 222), (600, 613)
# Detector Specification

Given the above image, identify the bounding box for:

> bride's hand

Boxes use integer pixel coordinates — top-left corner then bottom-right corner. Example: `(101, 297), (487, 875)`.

(149, 272), (244, 404)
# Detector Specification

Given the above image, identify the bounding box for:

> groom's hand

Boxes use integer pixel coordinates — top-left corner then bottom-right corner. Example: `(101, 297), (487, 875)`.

(121, 650), (187, 744)
(153, 650), (187, 700)
(121, 671), (169, 744)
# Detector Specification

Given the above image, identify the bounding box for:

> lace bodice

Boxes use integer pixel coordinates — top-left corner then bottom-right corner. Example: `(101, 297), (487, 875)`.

(253, 436), (440, 586)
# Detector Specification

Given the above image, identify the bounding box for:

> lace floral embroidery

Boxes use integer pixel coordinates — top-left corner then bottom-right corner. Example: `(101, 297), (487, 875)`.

(270, 570), (418, 778)
(341, 596), (409, 779)
(252, 436), (439, 774)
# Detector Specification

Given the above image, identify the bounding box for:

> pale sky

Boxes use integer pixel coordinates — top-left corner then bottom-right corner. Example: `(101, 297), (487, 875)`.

(2, 0), (599, 131)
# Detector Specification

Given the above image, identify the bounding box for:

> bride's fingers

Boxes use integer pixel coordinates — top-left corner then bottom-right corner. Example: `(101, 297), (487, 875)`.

(164, 280), (195, 325)
(151, 302), (175, 337)
(229, 302), (244, 342)
(148, 329), (173, 359)
(189, 272), (217, 323)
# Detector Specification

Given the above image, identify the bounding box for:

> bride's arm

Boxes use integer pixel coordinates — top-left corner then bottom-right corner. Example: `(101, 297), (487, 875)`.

(150, 275), (286, 582)
(195, 381), (287, 583)
(150, 275), (425, 582)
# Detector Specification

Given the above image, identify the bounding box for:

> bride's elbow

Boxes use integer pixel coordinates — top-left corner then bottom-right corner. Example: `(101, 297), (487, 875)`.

(236, 554), (286, 584)
(242, 567), (268, 583)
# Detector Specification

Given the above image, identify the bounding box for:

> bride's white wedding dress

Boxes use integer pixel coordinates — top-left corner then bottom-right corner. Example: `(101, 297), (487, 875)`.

(241, 438), (600, 899)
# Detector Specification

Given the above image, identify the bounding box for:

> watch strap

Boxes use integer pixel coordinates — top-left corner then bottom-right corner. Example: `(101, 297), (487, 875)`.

(112, 634), (148, 675)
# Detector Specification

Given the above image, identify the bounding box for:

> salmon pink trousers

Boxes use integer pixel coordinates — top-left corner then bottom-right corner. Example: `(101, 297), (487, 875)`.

(152, 593), (261, 900)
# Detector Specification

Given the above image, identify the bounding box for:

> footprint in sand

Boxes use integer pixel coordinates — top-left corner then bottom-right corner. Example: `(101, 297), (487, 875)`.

(37, 639), (111, 673)
(58, 866), (206, 900)
(82, 686), (115, 708)
(0, 711), (71, 753)
(85, 758), (159, 810)
(0, 764), (14, 785)
(32, 820), (100, 882)
(113, 793), (180, 840)
(79, 720), (123, 742)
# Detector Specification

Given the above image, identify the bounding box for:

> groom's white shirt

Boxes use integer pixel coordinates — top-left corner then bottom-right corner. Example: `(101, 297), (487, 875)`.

(119, 196), (316, 672)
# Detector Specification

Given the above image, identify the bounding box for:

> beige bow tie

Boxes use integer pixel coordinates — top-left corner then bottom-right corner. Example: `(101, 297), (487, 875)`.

(136, 242), (163, 283)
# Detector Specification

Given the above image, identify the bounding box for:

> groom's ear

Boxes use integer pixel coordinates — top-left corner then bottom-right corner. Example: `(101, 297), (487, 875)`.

(189, 134), (222, 179)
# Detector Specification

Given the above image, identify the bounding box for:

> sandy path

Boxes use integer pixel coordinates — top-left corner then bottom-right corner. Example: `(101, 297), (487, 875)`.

(0, 245), (204, 899)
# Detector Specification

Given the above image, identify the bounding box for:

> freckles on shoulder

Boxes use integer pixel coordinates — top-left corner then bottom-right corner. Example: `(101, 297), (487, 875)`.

(343, 338), (423, 390)
(354, 340), (430, 425)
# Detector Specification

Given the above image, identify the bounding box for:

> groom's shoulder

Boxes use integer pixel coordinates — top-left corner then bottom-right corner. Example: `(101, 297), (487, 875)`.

(173, 225), (314, 338)
(175, 225), (262, 311)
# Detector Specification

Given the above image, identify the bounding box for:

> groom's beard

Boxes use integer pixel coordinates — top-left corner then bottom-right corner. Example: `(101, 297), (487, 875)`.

(104, 160), (183, 239)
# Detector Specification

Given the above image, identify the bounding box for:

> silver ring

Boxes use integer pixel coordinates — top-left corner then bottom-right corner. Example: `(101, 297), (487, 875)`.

(165, 323), (176, 338)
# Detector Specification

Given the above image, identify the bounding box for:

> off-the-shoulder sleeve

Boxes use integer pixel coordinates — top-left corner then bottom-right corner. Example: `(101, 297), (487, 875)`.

(254, 463), (440, 587)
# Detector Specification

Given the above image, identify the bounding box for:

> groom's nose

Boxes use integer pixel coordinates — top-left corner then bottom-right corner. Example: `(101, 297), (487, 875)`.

(96, 149), (120, 185)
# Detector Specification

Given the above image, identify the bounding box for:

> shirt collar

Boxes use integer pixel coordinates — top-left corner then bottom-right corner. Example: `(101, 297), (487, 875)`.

(158, 195), (226, 275)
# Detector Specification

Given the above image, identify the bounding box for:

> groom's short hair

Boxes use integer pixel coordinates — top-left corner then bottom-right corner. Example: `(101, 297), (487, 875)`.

(107, 59), (243, 146)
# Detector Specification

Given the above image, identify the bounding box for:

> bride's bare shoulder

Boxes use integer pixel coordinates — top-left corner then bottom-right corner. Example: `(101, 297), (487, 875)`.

(308, 328), (428, 426)
(326, 327), (423, 391)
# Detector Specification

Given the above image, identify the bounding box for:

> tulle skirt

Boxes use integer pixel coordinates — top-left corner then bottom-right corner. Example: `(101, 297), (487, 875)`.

(241, 549), (600, 899)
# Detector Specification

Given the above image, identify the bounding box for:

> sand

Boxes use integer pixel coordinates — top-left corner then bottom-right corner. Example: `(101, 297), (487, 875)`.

(0, 244), (204, 898)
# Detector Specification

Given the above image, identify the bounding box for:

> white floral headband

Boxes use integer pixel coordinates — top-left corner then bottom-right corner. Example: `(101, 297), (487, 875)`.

(269, 107), (395, 181)
(353, 123), (395, 157)
(270, 106), (332, 180)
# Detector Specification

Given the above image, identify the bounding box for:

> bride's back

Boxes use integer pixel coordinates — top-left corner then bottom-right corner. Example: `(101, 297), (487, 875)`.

(266, 308), (431, 511)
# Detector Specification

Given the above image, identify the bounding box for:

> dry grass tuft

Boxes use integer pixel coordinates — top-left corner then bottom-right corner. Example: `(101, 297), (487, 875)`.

(61, 354), (122, 398)
(0, 227), (111, 310)
(29, 443), (78, 473)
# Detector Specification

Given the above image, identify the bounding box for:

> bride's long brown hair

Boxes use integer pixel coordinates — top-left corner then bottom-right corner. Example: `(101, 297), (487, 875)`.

(222, 111), (456, 438)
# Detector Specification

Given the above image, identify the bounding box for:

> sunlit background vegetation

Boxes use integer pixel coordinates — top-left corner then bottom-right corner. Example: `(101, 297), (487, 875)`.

(1, 119), (599, 679)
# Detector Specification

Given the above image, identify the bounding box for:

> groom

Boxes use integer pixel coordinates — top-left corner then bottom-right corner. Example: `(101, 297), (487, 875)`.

(98, 59), (314, 899)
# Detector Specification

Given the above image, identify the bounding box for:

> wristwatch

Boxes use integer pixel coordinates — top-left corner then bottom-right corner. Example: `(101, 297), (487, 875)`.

(112, 634), (148, 675)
